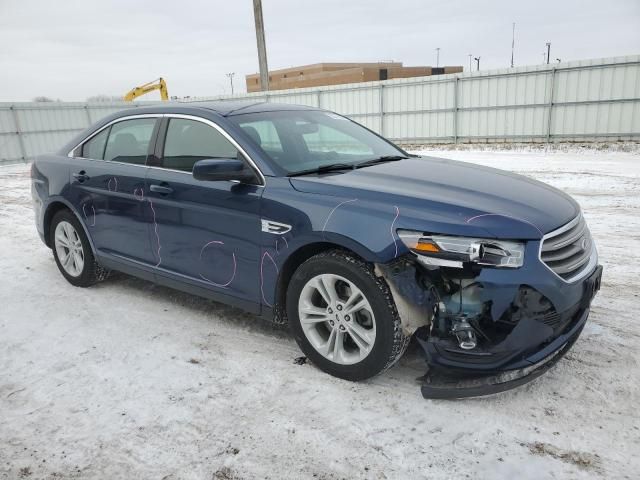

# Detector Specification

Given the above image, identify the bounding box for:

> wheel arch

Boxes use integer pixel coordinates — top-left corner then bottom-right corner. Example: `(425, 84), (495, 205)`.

(43, 199), (96, 255)
(273, 240), (371, 323)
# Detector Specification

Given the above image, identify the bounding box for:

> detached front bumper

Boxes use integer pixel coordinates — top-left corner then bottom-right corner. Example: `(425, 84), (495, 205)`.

(418, 264), (603, 399)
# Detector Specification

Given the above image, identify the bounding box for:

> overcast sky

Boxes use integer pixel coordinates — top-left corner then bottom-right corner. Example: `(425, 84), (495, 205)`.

(1, 0), (639, 101)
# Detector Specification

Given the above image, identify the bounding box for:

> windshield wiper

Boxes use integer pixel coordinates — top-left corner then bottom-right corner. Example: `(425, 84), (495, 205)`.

(287, 163), (355, 177)
(287, 155), (408, 177)
(354, 155), (408, 169)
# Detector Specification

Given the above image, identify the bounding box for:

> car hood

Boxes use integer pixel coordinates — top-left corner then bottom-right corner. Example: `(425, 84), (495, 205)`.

(289, 156), (579, 239)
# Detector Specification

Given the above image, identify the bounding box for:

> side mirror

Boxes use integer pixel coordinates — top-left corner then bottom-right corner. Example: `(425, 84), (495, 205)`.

(192, 158), (257, 183)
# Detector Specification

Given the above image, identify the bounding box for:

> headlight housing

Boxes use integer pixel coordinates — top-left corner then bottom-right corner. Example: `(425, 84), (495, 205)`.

(397, 230), (525, 268)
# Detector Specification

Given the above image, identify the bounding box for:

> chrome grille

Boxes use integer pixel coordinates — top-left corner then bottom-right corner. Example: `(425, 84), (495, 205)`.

(540, 215), (595, 282)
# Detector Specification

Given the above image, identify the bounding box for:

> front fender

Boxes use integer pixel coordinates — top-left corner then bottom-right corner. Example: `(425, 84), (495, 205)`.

(259, 179), (408, 308)
(261, 178), (408, 264)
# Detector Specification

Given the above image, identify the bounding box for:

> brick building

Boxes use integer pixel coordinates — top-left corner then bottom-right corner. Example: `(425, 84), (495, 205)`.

(245, 62), (463, 92)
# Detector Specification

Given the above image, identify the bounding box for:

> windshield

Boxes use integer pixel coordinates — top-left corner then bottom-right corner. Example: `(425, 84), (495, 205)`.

(227, 110), (406, 175)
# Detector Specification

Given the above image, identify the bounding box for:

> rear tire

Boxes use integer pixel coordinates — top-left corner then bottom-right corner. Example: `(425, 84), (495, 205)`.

(287, 249), (408, 381)
(50, 209), (109, 287)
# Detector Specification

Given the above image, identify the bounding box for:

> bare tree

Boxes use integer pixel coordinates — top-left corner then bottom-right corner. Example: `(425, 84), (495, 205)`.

(86, 95), (121, 102)
(33, 96), (54, 102)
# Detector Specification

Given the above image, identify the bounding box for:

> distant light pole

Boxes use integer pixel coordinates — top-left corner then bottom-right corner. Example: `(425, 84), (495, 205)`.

(510, 22), (515, 68)
(253, 0), (269, 91)
(436, 47), (440, 67)
(468, 54), (473, 72)
(556, 58), (561, 63)
(546, 42), (551, 65)
(226, 72), (235, 95)
(474, 56), (481, 71)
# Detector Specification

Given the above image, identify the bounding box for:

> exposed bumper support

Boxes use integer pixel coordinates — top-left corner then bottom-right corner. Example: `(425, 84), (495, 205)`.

(378, 252), (603, 398)
(420, 308), (589, 399)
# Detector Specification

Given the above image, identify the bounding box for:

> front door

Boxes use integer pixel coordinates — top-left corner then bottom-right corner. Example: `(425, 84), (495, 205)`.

(68, 116), (160, 265)
(144, 116), (263, 302)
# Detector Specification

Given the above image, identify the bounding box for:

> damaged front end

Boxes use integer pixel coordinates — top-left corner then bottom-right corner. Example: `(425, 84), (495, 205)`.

(377, 223), (602, 399)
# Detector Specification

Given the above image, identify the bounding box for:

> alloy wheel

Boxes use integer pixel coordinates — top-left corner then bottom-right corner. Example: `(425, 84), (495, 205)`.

(298, 273), (377, 365)
(54, 221), (85, 277)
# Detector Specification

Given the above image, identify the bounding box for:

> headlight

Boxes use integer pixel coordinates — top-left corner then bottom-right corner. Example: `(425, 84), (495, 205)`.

(397, 230), (525, 268)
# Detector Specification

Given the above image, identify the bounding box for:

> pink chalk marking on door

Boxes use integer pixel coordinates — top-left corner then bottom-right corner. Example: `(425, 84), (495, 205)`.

(133, 187), (144, 201)
(198, 240), (237, 288)
(107, 177), (118, 192)
(82, 203), (96, 226)
(148, 199), (162, 267)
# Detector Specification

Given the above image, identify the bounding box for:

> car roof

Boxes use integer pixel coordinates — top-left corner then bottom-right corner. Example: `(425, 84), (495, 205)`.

(118, 100), (320, 117)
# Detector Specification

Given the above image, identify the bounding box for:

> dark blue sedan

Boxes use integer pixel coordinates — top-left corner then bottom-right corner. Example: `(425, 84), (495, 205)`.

(31, 102), (602, 398)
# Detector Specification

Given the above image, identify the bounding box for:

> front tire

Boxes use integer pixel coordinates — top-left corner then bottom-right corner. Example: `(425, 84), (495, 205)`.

(287, 250), (408, 381)
(50, 209), (109, 287)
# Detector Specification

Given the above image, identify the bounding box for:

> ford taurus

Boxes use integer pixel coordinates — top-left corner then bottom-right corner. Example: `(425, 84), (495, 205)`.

(31, 102), (602, 398)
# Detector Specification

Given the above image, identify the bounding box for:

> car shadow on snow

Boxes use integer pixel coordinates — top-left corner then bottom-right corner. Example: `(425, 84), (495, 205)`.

(91, 269), (428, 377)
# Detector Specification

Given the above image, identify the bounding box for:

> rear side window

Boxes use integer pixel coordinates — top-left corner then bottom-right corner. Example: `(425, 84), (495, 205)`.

(103, 118), (156, 164)
(162, 118), (239, 172)
(81, 127), (109, 159)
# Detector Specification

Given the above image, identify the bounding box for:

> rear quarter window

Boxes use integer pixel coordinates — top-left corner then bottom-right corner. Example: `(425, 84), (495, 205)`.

(81, 127), (109, 159)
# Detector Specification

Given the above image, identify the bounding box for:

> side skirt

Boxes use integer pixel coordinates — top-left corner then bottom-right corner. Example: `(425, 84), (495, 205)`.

(97, 254), (261, 315)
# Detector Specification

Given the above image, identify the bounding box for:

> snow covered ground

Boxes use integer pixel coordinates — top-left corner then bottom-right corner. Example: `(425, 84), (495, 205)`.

(1, 149), (639, 479)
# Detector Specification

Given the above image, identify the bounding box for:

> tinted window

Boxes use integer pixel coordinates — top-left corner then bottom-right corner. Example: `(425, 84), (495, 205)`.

(228, 110), (403, 174)
(239, 120), (283, 153)
(162, 119), (239, 172)
(81, 127), (109, 159)
(103, 118), (156, 164)
(301, 123), (373, 156)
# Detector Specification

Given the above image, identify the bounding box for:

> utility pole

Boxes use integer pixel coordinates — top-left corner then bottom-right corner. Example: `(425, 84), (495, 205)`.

(253, 0), (269, 91)
(468, 54), (473, 72)
(474, 56), (481, 71)
(510, 23), (515, 68)
(436, 47), (440, 67)
(225, 72), (235, 95)
(546, 42), (551, 65)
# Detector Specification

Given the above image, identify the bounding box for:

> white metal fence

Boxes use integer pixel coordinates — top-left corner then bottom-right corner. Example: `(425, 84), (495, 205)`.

(1, 55), (639, 164)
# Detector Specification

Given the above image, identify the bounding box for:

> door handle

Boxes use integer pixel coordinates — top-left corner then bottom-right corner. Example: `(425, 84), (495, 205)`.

(149, 184), (173, 195)
(73, 171), (90, 182)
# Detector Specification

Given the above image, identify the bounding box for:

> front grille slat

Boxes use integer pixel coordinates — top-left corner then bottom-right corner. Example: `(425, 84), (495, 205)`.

(541, 222), (588, 252)
(541, 243), (584, 263)
(540, 215), (593, 281)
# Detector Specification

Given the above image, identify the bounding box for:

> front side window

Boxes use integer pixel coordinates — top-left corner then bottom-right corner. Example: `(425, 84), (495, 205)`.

(228, 110), (404, 174)
(103, 118), (156, 165)
(162, 118), (239, 172)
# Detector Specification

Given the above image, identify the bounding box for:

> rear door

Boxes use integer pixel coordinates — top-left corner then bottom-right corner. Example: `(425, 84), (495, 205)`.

(68, 115), (161, 265)
(144, 115), (263, 303)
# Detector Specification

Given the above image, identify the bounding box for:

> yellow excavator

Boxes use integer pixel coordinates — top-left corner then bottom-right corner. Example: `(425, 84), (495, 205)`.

(123, 78), (169, 101)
